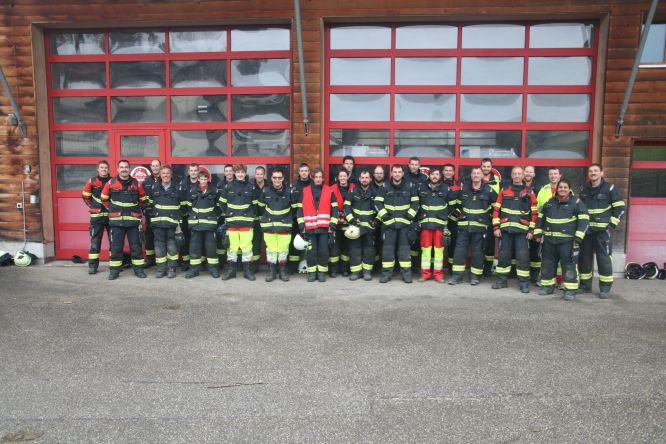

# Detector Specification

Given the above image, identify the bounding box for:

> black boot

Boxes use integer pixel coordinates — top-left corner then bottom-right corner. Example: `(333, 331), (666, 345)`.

(251, 261), (259, 274)
(167, 267), (176, 279)
(329, 262), (338, 278)
(492, 279), (508, 290)
(134, 267), (147, 279)
(88, 263), (98, 275)
(278, 263), (289, 282)
(209, 266), (220, 279)
(145, 256), (156, 269)
(243, 262), (256, 281)
(222, 262), (237, 280)
(265, 263), (277, 282)
(483, 261), (493, 277)
(156, 267), (167, 278)
(317, 271), (326, 282)
(341, 262), (350, 277)
(363, 270), (372, 281)
(185, 265), (199, 279)
(470, 275), (480, 286)
(401, 268), (412, 284)
(379, 270), (392, 283)
(307, 272), (317, 282)
(519, 282), (530, 294)
(108, 269), (120, 280)
(349, 272), (360, 281)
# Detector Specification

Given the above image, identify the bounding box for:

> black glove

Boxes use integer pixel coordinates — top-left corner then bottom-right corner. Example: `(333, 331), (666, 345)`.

(442, 229), (451, 248)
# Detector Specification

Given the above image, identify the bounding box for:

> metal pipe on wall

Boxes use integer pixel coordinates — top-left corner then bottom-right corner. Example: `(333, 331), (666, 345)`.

(294, 0), (309, 136)
(0, 63), (27, 138)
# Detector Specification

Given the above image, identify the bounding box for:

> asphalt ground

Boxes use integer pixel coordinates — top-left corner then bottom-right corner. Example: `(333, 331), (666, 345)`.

(0, 264), (664, 443)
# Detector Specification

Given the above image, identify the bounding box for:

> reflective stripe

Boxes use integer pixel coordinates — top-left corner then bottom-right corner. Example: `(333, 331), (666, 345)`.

(499, 222), (529, 231)
(516, 269), (530, 277)
(470, 267), (483, 276)
(152, 217), (180, 225)
(352, 208), (375, 215)
(612, 201), (625, 208)
(131, 258), (144, 266)
(88, 253), (100, 260)
(155, 257), (167, 264)
(385, 204), (410, 211)
(110, 200), (137, 207)
(588, 206), (610, 214)
(398, 261), (411, 268)
(227, 202), (250, 210)
(610, 216), (621, 226)
(382, 261), (395, 269)
(350, 264), (362, 272)
(155, 204), (181, 210)
(192, 207), (214, 214)
(463, 208), (488, 215)
(562, 281), (579, 290)
(496, 266), (511, 274)
(422, 205), (446, 211)
(266, 207), (290, 215)
(546, 216), (576, 224)
(575, 231), (586, 239)
(589, 222), (609, 228)
(579, 272), (593, 280)
(500, 208), (526, 215)
(109, 260), (123, 267)
(540, 278), (556, 286)
(599, 275), (614, 283)
(452, 265), (466, 272)
(167, 254), (179, 261)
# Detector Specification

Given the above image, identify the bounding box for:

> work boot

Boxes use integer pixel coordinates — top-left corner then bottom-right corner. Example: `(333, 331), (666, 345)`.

(418, 270), (432, 282)
(265, 263), (277, 282)
(317, 271), (326, 283)
(156, 267), (167, 279)
(519, 282), (530, 294)
(578, 284), (592, 294)
(401, 268), (412, 284)
(349, 272), (360, 281)
(108, 269), (120, 280)
(539, 286), (554, 296)
(598, 290), (610, 300)
(88, 264), (98, 275)
(209, 266), (220, 279)
(329, 263), (338, 278)
(185, 266), (199, 279)
(363, 270), (372, 281)
(341, 263), (350, 277)
(167, 268), (176, 279)
(563, 291), (576, 301)
(251, 261), (259, 274)
(222, 263), (237, 280)
(243, 262), (256, 281)
(278, 263), (289, 282)
(470, 275), (480, 286)
(134, 268), (147, 279)
(307, 272), (317, 282)
(434, 270), (445, 283)
(448, 275), (463, 285)
(530, 269), (540, 284)
(492, 279), (508, 290)
(379, 271), (392, 283)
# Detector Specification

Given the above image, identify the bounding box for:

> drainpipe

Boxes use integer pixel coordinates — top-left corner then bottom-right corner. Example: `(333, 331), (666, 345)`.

(615, 0), (661, 137)
(0, 63), (27, 138)
(294, 0), (309, 136)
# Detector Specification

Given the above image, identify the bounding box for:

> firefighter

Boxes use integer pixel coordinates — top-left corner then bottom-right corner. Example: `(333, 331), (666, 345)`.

(186, 171), (220, 279)
(480, 158), (501, 277)
(376, 164), (419, 284)
(257, 168), (293, 282)
(534, 167), (562, 284)
(178, 163), (201, 271)
(442, 164), (461, 271)
(371, 165), (385, 270)
(297, 168), (339, 283)
(416, 167), (452, 283)
(491, 166), (538, 293)
(534, 179), (589, 300)
(215, 164), (235, 266)
(220, 164), (259, 281)
(578, 163), (626, 298)
(149, 165), (186, 279)
(334, 155), (358, 185)
(329, 169), (355, 277)
(522, 165), (541, 282)
(82, 159), (111, 275)
(344, 169), (377, 281)
(448, 166), (498, 286)
(100, 159), (148, 280)
(251, 166), (267, 272)
(288, 163), (312, 274)
(404, 157), (428, 271)
(142, 159), (161, 268)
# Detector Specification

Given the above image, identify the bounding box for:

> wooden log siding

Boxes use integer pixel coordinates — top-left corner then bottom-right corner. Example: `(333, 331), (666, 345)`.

(0, 0), (665, 251)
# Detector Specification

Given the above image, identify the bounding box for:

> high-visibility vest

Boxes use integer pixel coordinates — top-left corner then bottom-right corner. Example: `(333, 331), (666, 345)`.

(301, 185), (332, 231)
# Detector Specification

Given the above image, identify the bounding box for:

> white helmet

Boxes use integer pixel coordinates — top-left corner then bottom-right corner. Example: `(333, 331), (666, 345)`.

(293, 234), (310, 251)
(344, 225), (360, 240)
(298, 259), (308, 274)
(14, 250), (32, 267)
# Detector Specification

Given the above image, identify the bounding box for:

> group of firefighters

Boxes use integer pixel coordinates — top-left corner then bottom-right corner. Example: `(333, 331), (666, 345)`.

(82, 155), (625, 300)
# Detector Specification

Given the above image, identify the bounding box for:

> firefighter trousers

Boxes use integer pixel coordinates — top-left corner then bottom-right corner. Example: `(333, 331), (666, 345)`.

(496, 232), (530, 283)
(451, 230), (485, 278)
(153, 226), (179, 271)
(330, 229), (350, 273)
(579, 230), (614, 292)
(227, 228), (253, 263)
(305, 232), (329, 273)
(252, 220), (263, 263)
(144, 215), (155, 261)
(382, 227), (411, 273)
(264, 232), (291, 264)
(483, 225), (496, 273)
(446, 221), (458, 268)
(540, 239), (578, 292)
(109, 225), (144, 271)
(190, 230), (219, 271)
(528, 238), (541, 282)
(349, 232), (375, 274)
(420, 228), (444, 279)
(88, 222), (110, 267)
(179, 218), (191, 264)
(288, 222), (303, 272)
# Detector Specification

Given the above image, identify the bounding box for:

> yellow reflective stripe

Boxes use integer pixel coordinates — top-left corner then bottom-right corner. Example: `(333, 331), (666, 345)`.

(110, 200), (137, 207)
(91, 196), (103, 204)
(546, 216), (575, 224)
(374, 196), (385, 202)
(610, 217), (621, 225)
(376, 209), (387, 219)
(266, 207), (290, 215)
(227, 203), (250, 210)
(611, 201), (625, 208)
(109, 260), (123, 267)
(407, 208), (417, 217)
(167, 254), (179, 261)
(385, 204), (410, 211)
(260, 222), (291, 229)
(189, 219), (217, 225)
(82, 191), (92, 197)
(516, 269), (530, 277)
(155, 204), (181, 210)
(420, 217), (447, 225)
(470, 267), (483, 276)
(575, 231), (586, 239)
(155, 257), (167, 264)
(352, 209), (375, 215)
(226, 216), (255, 222)
(458, 221), (488, 228)
(192, 207), (214, 213)
(540, 278), (556, 286)
(422, 205), (446, 211)
(410, 196), (419, 202)
(589, 222), (609, 228)
(579, 272), (593, 280)
(563, 282), (579, 290)
(131, 258), (145, 266)
(463, 208), (488, 214)
(578, 214), (589, 220)
(500, 208), (526, 215)
(90, 213), (108, 218)
(109, 216), (140, 221)
(587, 206), (610, 214)
(496, 266), (511, 274)
(533, 228), (543, 235)
(88, 253), (100, 259)
(599, 275), (614, 283)
(152, 217), (180, 224)
(544, 232), (573, 238)
(499, 222), (529, 231)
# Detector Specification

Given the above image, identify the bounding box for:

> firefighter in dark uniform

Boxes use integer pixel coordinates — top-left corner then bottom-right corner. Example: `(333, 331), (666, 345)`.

(297, 168), (339, 283)
(329, 169), (355, 277)
(523, 165), (542, 282)
(376, 164), (419, 284)
(480, 158), (501, 277)
(82, 160), (111, 275)
(220, 164), (259, 281)
(442, 164), (461, 271)
(251, 166), (267, 272)
(404, 157), (428, 272)
(215, 164), (234, 266)
(416, 167), (453, 283)
(333, 155), (358, 185)
(344, 169), (377, 281)
(257, 168), (294, 282)
(100, 159), (149, 280)
(370, 165), (385, 270)
(288, 163), (312, 273)
(178, 163), (201, 271)
(186, 171), (221, 279)
(448, 166), (498, 286)
(141, 159), (161, 268)
(491, 166), (538, 293)
(148, 165), (187, 279)
(578, 163), (626, 298)
(534, 178), (589, 300)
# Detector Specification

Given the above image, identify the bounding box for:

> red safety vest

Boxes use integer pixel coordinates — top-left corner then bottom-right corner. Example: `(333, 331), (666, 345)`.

(302, 185), (332, 230)
(330, 183), (355, 223)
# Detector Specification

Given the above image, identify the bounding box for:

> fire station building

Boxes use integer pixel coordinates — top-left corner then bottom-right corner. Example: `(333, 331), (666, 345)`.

(0, 0), (665, 268)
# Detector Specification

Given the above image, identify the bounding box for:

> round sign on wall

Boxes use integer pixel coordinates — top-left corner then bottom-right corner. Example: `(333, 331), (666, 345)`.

(130, 166), (150, 184)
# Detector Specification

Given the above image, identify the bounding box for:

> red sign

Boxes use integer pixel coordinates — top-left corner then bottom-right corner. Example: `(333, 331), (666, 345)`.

(130, 166), (150, 184)
(419, 166), (431, 176)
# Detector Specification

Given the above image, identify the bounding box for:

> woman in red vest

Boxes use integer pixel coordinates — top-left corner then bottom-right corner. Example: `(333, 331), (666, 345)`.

(297, 168), (339, 283)
(329, 169), (355, 277)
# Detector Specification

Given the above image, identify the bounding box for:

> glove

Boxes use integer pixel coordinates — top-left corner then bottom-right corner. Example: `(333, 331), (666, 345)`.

(442, 229), (451, 248)
(573, 241), (581, 253)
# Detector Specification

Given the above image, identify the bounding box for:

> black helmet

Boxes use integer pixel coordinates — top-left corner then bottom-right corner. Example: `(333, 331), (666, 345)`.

(642, 262), (659, 280)
(625, 262), (645, 280)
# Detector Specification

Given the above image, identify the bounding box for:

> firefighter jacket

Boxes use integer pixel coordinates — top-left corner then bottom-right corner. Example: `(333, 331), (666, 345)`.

(142, 173), (160, 202)
(343, 185), (377, 235)
(290, 178), (311, 219)
(442, 178), (462, 223)
(179, 177), (199, 217)
(150, 182), (187, 228)
(219, 179), (259, 228)
(188, 185), (220, 231)
(376, 179), (419, 229)
(297, 184), (339, 233)
(492, 183), (538, 233)
(451, 182), (498, 233)
(579, 179), (626, 231)
(370, 181), (384, 195)
(416, 182), (452, 230)
(82, 175), (111, 223)
(100, 176), (148, 227)
(483, 172), (501, 195)
(331, 183), (355, 229)
(258, 185), (293, 233)
(405, 170), (428, 188)
(534, 194), (589, 243)
(537, 183), (557, 210)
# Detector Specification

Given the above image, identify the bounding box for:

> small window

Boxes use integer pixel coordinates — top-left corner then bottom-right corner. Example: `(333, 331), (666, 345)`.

(639, 23), (666, 65)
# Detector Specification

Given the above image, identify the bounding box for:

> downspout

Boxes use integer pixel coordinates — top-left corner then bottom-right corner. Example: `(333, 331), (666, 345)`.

(294, 0), (309, 136)
(615, 0), (661, 137)
(0, 61), (27, 139)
